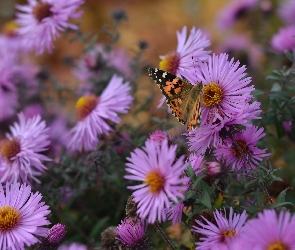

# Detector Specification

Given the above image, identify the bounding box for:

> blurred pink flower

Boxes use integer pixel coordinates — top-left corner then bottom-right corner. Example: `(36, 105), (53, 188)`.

(271, 26), (295, 53)
(67, 75), (133, 152)
(0, 113), (51, 183)
(216, 0), (258, 30)
(16, 0), (85, 54)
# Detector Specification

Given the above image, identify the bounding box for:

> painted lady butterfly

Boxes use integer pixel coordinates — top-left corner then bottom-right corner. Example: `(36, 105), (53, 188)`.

(148, 68), (202, 130)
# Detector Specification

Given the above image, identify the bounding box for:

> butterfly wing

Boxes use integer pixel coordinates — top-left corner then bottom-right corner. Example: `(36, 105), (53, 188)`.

(148, 68), (194, 126)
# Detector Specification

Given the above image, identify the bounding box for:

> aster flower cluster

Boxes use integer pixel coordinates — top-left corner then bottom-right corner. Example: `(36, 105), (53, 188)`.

(1, 0), (295, 249)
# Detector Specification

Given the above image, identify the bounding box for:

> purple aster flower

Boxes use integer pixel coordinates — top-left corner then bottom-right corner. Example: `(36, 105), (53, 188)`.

(206, 162), (221, 176)
(116, 219), (149, 249)
(271, 26), (295, 53)
(192, 207), (247, 250)
(16, 0), (85, 55)
(166, 202), (185, 225)
(216, 0), (258, 30)
(192, 53), (254, 125)
(278, 0), (295, 25)
(67, 75), (133, 152)
(58, 242), (87, 250)
(214, 125), (271, 170)
(159, 26), (211, 78)
(0, 182), (51, 249)
(0, 113), (51, 183)
(73, 44), (132, 85)
(125, 139), (189, 223)
(36, 223), (66, 249)
(157, 26), (211, 107)
(148, 130), (173, 146)
(242, 209), (295, 249)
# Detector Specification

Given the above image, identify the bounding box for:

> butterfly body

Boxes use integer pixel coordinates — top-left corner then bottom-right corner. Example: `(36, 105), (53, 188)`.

(148, 68), (202, 130)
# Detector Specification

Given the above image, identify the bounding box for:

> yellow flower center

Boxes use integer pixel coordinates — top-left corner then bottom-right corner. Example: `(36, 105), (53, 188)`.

(0, 139), (21, 162)
(220, 228), (236, 242)
(2, 21), (19, 37)
(0, 206), (20, 232)
(33, 2), (53, 22)
(231, 140), (248, 158)
(159, 52), (180, 75)
(144, 170), (165, 193)
(268, 242), (288, 250)
(202, 82), (223, 107)
(76, 95), (98, 120)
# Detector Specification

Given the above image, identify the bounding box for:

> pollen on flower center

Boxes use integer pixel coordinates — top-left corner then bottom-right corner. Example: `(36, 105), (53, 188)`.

(159, 52), (180, 75)
(33, 2), (53, 22)
(0, 205), (20, 232)
(267, 241), (288, 250)
(231, 140), (248, 158)
(76, 95), (98, 120)
(0, 139), (21, 162)
(202, 82), (223, 107)
(3, 21), (19, 37)
(144, 170), (165, 193)
(221, 228), (236, 242)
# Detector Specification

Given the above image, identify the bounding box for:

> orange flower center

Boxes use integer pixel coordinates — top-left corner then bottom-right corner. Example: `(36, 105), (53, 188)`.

(159, 52), (180, 75)
(0, 206), (20, 232)
(144, 170), (165, 193)
(221, 228), (236, 242)
(76, 95), (98, 120)
(231, 140), (248, 158)
(202, 82), (223, 107)
(268, 241), (288, 250)
(0, 139), (21, 162)
(2, 21), (19, 37)
(33, 2), (53, 22)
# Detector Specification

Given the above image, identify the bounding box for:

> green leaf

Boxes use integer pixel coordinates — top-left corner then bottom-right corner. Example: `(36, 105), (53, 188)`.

(285, 50), (294, 63)
(200, 190), (212, 209)
(276, 188), (291, 204)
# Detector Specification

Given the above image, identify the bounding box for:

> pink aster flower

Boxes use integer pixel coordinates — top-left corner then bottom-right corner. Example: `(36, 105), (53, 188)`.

(36, 223), (66, 249)
(74, 44), (132, 85)
(192, 207), (247, 250)
(242, 209), (295, 249)
(0, 113), (51, 183)
(0, 182), (51, 249)
(159, 26), (211, 78)
(125, 139), (189, 223)
(192, 53), (254, 125)
(16, 0), (85, 55)
(116, 219), (149, 249)
(271, 26), (295, 53)
(278, 0), (295, 25)
(58, 242), (87, 250)
(216, 0), (258, 30)
(166, 202), (185, 225)
(157, 26), (211, 107)
(214, 125), (271, 170)
(67, 75), (133, 152)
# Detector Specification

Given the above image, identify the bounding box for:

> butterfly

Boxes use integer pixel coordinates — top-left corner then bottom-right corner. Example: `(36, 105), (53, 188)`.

(148, 68), (203, 130)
